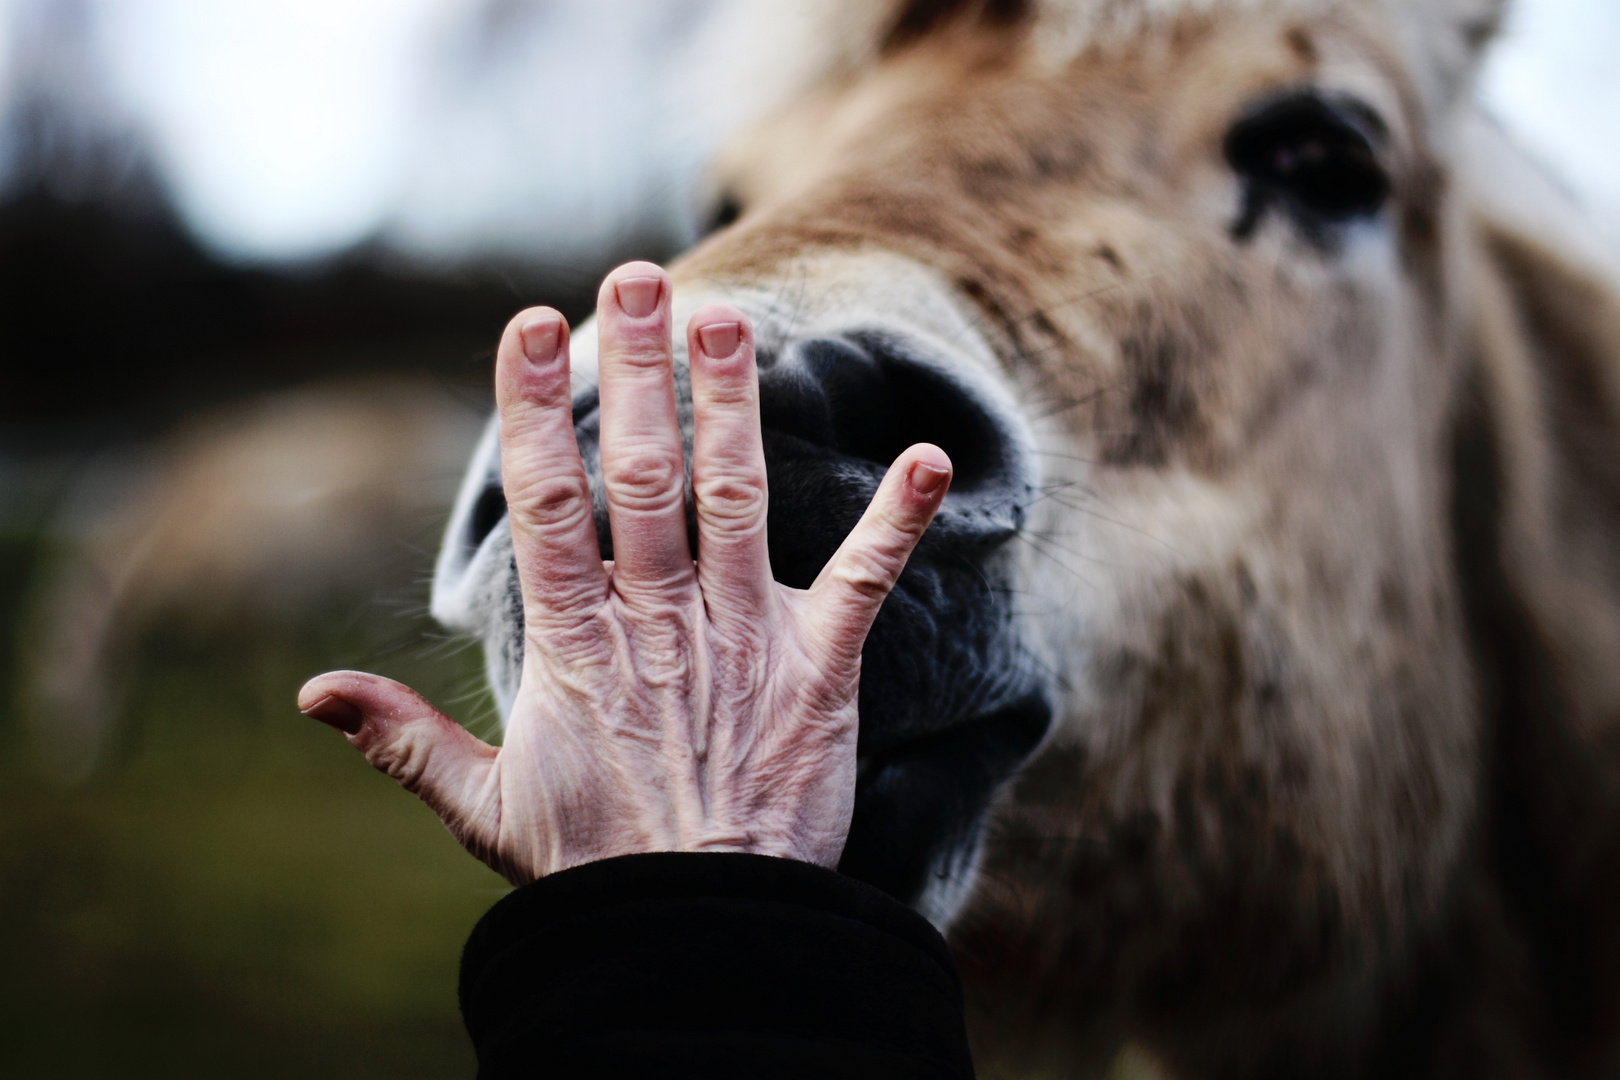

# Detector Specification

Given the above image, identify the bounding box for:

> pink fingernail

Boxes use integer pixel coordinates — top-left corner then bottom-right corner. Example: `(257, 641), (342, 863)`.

(697, 321), (741, 359)
(520, 317), (562, 365)
(908, 461), (950, 496)
(615, 276), (662, 319)
(301, 695), (364, 735)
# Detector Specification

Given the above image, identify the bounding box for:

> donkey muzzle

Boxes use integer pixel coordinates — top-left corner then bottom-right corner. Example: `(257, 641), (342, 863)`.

(433, 316), (1050, 911)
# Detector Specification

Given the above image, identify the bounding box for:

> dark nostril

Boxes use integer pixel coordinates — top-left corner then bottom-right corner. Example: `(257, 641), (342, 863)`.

(467, 481), (507, 551)
(764, 335), (1005, 488)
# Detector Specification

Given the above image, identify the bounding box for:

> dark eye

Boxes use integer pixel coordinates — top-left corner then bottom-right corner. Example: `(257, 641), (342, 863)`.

(701, 191), (744, 237)
(1224, 91), (1390, 236)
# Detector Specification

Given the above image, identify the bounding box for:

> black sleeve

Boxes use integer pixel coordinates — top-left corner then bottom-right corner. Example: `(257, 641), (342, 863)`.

(458, 850), (976, 1079)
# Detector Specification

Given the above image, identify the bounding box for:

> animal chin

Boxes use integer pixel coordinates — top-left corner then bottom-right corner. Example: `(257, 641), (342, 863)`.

(840, 693), (1052, 908)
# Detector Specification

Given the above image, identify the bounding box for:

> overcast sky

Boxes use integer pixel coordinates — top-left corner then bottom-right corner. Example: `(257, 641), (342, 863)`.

(1479, 0), (1620, 240)
(1, 0), (1614, 266)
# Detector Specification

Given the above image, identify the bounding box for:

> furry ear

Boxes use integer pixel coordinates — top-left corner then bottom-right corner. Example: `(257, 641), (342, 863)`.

(1391, 0), (1508, 117)
(1435, 0), (1509, 57)
(1461, 114), (1620, 758)
(1455, 113), (1620, 1072)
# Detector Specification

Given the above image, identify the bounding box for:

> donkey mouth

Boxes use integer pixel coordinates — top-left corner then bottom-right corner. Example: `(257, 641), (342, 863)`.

(841, 693), (1052, 905)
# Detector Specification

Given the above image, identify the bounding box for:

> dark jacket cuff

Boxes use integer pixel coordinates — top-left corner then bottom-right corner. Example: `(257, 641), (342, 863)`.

(459, 851), (975, 1079)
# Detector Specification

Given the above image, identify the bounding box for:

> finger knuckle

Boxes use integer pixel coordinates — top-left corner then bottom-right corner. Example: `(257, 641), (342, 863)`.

(604, 449), (685, 510)
(831, 550), (898, 602)
(609, 341), (672, 371)
(696, 380), (755, 409)
(694, 473), (767, 528)
(873, 509), (924, 547)
(500, 364), (569, 411)
(513, 474), (593, 530)
(368, 727), (432, 791)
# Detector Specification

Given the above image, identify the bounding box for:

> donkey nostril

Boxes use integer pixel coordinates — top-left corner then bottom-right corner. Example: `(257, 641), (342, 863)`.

(781, 335), (1005, 487)
(467, 482), (507, 551)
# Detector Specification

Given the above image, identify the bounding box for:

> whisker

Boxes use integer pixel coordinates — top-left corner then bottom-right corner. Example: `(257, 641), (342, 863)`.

(1012, 532), (1100, 591)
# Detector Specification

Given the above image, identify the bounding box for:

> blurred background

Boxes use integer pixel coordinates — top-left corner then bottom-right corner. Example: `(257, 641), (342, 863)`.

(0, 0), (1615, 1076)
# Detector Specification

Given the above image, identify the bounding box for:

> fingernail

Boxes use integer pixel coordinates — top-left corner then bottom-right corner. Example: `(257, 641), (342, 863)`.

(908, 460), (950, 496)
(697, 321), (741, 359)
(302, 695), (364, 735)
(520, 317), (562, 365)
(614, 276), (662, 319)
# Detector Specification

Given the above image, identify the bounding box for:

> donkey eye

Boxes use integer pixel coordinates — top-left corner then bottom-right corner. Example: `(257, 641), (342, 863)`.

(1224, 92), (1390, 232)
(701, 192), (744, 237)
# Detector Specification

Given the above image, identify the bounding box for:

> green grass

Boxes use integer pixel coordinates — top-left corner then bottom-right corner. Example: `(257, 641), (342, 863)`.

(0, 534), (506, 1079)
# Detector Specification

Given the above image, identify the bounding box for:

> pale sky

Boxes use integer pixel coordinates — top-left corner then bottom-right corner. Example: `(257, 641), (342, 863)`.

(1479, 0), (1620, 241)
(1, 0), (1615, 265)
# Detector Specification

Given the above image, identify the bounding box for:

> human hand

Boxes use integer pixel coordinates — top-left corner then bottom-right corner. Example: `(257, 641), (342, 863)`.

(296, 262), (951, 885)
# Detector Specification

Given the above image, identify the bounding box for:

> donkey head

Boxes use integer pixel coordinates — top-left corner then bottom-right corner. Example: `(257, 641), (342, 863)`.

(434, 0), (1620, 1072)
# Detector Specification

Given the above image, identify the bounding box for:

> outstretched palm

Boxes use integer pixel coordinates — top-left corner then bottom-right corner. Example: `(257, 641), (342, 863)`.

(298, 262), (951, 885)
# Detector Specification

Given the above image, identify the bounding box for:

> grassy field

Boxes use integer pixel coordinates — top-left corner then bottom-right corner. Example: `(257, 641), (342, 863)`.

(0, 532), (507, 1078)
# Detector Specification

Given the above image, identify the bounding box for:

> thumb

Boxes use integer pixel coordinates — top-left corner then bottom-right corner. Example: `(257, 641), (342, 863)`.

(803, 444), (951, 668)
(299, 670), (499, 840)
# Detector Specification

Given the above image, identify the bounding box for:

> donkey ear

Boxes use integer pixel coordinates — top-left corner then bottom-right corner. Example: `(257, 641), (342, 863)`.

(1396, 0), (1508, 114)
(1437, 0), (1509, 58)
(1460, 112), (1620, 721)
(1455, 112), (1620, 1056)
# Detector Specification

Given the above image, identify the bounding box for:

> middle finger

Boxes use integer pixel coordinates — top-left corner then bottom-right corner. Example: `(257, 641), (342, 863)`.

(595, 262), (693, 592)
